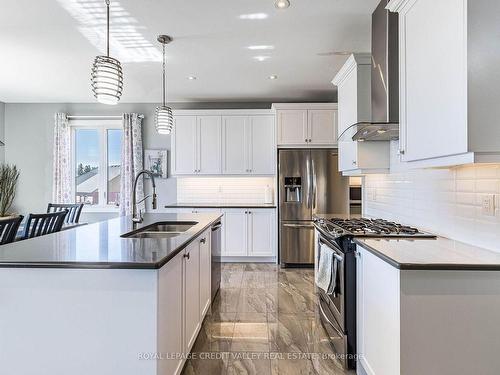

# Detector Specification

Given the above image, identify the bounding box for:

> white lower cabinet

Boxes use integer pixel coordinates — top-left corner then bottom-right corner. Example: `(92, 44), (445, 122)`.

(222, 209), (248, 256)
(159, 229), (212, 375)
(222, 208), (276, 258)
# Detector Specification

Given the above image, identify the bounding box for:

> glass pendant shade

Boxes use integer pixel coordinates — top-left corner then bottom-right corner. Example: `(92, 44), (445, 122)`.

(91, 56), (123, 105)
(155, 105), (173, 134)
(91, 0), (123, 105)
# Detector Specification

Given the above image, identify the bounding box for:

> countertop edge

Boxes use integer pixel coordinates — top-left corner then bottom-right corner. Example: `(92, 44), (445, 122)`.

(0, 214), (224, 270)
(353, 239), (500, 271)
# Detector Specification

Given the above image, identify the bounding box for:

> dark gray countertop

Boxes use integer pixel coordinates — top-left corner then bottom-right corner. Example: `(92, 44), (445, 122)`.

(165, 202), (277, 209)
(355, 237), (500, 271)
(0, 213), (222, 269)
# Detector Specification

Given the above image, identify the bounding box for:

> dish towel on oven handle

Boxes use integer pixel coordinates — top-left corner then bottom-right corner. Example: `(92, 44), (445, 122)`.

(315, 242), (338, 296)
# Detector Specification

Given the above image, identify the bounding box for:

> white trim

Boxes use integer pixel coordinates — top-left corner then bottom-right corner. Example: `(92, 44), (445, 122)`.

(386, 0), (413, 12)
(271, 103), (338, 110)
(172, 109), (273, 116)
(331, 53), (372, 86)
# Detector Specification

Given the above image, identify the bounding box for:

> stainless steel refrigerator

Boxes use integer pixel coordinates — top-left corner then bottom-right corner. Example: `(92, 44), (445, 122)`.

(278, 149), (349, 266)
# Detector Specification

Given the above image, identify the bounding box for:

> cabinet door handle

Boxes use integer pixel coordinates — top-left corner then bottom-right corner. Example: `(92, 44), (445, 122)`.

(352, 160), (357, 165)
(399, 149), (405, 155)
(184, 253), (190, 260)
(200, 238), (206, 244)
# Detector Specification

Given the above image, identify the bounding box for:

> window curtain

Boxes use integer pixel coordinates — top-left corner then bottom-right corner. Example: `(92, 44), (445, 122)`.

(120, 113), (145, 216)
(52, 113), (72, 204)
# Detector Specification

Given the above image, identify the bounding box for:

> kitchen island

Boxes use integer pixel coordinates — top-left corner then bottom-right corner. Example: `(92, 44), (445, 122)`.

(354, 237), (500, 375)
(0, 213), (222, 375)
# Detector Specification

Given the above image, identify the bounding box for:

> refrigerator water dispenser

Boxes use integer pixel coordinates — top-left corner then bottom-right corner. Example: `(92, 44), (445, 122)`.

(284, 177), (302, 202)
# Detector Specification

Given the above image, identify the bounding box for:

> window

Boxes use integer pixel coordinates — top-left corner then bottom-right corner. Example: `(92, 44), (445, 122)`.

(71, 120), (122, 209)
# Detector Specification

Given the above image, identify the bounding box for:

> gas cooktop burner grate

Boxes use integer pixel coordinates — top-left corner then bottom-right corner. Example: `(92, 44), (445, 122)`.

(316, 217), (434, 238)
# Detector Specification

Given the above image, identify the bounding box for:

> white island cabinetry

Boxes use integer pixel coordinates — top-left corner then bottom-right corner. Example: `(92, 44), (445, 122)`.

(356, 244), (500, 375)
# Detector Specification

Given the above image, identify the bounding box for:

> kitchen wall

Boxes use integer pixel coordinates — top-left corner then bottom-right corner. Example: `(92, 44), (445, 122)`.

(364, 145), (500, 252)
(3, 102), (270, 221)
(176, 177), (276, 204)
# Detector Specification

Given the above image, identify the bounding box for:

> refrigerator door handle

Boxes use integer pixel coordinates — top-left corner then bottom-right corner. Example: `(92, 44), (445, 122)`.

(306, 156), (311, 209)
(312, 157), (317, 210)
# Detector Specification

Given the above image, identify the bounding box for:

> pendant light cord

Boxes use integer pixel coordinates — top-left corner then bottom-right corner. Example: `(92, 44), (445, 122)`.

(162, 43), (166, 107)
(105, 0), (110, 57)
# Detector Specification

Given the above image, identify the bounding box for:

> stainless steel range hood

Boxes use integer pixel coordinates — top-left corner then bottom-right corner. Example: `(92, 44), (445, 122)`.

(339, 0), (399, 142)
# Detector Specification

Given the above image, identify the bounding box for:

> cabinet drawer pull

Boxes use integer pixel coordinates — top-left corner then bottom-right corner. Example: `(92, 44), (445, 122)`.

(200, 238), (206, 244)
(184, 253), (190, 259)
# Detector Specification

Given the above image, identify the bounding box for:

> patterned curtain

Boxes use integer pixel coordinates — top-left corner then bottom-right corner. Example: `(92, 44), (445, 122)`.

(120, 113), (145, 216)
(52, 113), (72, 203)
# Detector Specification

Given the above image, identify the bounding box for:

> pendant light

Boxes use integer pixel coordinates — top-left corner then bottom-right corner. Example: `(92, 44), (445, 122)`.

(155, 35), (174, 135)
(91, 0), (123, 105)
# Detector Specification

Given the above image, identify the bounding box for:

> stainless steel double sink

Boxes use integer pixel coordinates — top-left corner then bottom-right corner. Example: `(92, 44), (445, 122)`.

(121, 221), (198, 239)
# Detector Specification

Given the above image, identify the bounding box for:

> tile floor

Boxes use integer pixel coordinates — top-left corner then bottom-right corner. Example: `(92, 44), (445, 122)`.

(182, 263), (355, 375)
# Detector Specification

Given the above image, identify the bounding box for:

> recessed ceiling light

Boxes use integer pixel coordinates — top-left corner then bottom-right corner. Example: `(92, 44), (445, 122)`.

(239, 13), (269, 20)
(254, 56), (271, 62)
(187, 76), (197, 80)
(269, 75), (278, 80)
(247, 45), (275, 51)
(275, 0), (291, 9)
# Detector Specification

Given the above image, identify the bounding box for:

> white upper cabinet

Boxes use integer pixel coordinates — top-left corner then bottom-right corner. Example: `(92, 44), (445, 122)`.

(197, 116), (222, 174)
(273, 104), (338, 147)
(248, 115), (275, 175)
(308, 110), (337, 145)
(332, 54), (390, 175)
(277, 110), (308, 145)
(222, 116), (247, 174)
(388, 0), (500, 167)
(172, 110), (275, 176)
(172, 116), (197, 175)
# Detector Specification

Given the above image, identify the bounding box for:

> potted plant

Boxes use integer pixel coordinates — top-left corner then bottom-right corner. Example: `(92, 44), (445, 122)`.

(0, 164), (19, 217)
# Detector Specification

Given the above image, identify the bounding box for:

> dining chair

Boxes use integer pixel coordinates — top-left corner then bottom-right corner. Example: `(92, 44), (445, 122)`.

(47, 203), (84, 224)
(0, 215), (24, 245)
(23, 210), (68, 239)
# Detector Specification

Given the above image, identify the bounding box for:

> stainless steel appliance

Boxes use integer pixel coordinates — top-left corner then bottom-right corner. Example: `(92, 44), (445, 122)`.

(337, 0), (400, 143)
(313, 217), (436, 369)
(278, 149), (349, 266)
(210, 220), (222, 300)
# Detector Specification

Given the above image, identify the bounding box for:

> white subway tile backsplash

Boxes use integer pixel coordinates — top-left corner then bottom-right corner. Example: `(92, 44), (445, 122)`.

(365, 163), (500, 252)
(177, 177), (276, 204)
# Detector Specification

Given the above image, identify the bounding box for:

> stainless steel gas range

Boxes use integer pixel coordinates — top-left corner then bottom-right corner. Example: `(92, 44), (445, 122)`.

(313, 216), (435, 369)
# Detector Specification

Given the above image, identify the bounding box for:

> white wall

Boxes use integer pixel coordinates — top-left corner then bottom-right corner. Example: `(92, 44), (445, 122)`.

(4, 102), (270, 221)
(0, 102), (5, 163)
(364, 148), (500, 252)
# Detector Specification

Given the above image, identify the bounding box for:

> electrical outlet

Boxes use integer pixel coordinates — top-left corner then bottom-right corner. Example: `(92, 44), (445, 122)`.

(481, 194), (495, 216)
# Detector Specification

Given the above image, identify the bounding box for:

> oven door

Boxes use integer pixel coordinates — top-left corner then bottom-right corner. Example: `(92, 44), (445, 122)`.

(316, 235), (345, 332)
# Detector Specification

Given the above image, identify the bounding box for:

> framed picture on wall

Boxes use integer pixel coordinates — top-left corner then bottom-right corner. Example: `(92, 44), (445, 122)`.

(144, 149), (168, 179)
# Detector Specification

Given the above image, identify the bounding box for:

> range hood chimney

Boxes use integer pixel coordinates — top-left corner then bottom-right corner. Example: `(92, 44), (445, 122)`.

(339, 0), (399, 142)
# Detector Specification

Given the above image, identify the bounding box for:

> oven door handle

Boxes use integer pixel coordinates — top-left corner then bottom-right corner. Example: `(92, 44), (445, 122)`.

(283, 223), (314, 229)
(319, 237), (344, 261)
(318, 299), (344, 338)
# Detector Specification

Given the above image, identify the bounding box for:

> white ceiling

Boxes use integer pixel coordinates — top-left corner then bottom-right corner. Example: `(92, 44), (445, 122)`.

(0, 0), (378, 103)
